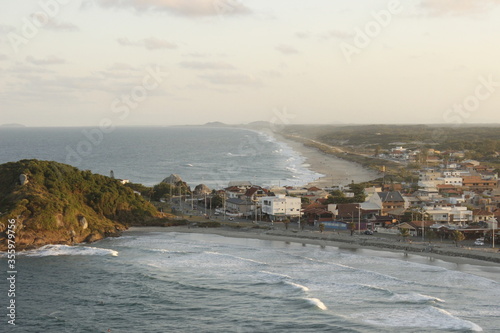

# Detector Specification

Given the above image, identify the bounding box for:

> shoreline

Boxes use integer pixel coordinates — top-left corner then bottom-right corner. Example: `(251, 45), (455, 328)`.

(271, 132), (380, 188)
(133, 224), (500, 268)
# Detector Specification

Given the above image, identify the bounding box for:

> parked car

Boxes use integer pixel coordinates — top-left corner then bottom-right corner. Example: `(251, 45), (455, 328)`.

(364, 230), (374, 235)
(474, 240), (485, 246)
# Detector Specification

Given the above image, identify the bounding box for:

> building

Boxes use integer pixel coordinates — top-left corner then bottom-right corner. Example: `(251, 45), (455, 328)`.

(376, 191), (407, 215)
(423, 205), (473, 225)
(462, 176), (498, 191)
(225, 198), (255, 217)
(260, 195), (302, 220)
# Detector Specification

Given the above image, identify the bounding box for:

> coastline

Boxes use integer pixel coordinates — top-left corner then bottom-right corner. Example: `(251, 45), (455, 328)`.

(137, 225), (500, 271)
(271, 132), (380, 188)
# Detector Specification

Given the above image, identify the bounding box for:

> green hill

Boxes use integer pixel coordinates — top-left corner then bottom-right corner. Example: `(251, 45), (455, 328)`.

(0, 160), (160, 250)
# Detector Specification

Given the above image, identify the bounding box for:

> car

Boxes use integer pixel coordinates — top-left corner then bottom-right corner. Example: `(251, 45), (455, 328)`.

(228, 217), (234, 221)
(474, 240), (484, 246)
(364, 230), (374, 235)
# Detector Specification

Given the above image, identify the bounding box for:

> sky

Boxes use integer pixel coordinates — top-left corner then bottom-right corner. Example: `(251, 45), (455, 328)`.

(0, 0), (500, 127)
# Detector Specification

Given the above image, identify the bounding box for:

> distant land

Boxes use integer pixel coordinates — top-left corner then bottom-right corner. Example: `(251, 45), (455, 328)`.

(0, 123), (26, 128)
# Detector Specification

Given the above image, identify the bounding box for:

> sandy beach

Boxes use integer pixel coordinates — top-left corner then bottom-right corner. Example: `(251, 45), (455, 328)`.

(273, 133), (380, 188)
(158, 224), (500, 271)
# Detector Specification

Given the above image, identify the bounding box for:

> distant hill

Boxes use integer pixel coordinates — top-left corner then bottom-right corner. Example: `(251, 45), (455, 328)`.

(0, 123), (26, 128)
(203, 121), (228, 127)
(0, 160), (160, 250)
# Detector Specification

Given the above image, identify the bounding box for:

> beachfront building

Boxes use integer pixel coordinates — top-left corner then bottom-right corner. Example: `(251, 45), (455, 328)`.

(260, 195), (301, 221)
(225, 198), (255, 217)
(423, 205), (473, 225)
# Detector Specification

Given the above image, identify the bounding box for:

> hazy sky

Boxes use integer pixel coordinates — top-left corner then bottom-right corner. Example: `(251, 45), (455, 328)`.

(1, 0), (499, 127)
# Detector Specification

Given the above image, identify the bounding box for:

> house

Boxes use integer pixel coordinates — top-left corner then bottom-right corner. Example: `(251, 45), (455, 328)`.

(462, 176), (497, 191)
(225, 198), (255, 217)
(227, 181), (253, 191)
(225, 186), (245, 199)
(306, 186), (330, 200)
(302, 203), (334, 224)
(260, 195), (302, 220)
(242, 186), (269, 201)
(423, 205), (473, 225)
(472, 209), (494, 223)
(377, 191), (407, 215)
(397, 221), (435, 237)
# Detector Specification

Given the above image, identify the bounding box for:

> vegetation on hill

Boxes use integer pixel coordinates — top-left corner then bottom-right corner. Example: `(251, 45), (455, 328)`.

(0, 160), (160, 250)
(281, 124), (500, 178)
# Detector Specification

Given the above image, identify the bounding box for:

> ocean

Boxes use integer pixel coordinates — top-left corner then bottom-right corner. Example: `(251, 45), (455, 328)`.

(2, 229), (500, 332)
(1, 127), (500, 332)
(0, 126), (325, 189)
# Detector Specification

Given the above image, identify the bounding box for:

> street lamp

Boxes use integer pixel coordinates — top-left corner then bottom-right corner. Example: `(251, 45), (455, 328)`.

(357, 205), (361, 235)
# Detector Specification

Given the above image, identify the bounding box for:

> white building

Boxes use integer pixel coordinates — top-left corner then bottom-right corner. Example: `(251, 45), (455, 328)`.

(439, 177), (463, 187)
(423, 205), (473, 225)
(260, 195), (302, 220)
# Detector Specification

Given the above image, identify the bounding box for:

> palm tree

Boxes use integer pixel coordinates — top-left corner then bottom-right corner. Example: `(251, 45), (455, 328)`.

(399, 228), (410, 242)
(451, 230), (465, 247)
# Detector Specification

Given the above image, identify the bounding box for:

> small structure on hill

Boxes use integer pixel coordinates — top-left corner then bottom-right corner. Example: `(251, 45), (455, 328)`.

(19, 174), (29, 186)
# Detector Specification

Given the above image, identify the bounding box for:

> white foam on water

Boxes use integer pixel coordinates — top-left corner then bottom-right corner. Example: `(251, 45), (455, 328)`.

(285, 281), (310, 292)
(361, 306), (482, 331)
(304, 297), (328, 311)
(259, 271), (292, 280)
(391, 292), (445, 304)
(21, 244), (119, 257)
(204, 251), (266, 265)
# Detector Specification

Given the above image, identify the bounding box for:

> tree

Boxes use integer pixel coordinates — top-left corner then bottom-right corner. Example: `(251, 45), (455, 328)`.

(348, 222), (355, 236)
(426, 229), (438, 243)
(210, 195), (223, 208)
(319, 223), (325, 233)
(399, 228), (410, 242)
(151, 182), (173, 201)
(451, 230), (465, 247)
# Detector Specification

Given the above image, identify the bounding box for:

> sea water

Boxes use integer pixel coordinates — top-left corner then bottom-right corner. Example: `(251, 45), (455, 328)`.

(2, 228), (499, 332)
(0, 126), (324, 188)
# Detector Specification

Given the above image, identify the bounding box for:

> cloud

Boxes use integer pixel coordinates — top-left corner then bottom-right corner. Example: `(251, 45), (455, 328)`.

(108, 62), (139, 71)
(143, 37), (178, 50)
(45, 20), (80, 32)
(99, 0), (252, 17)
(117, 37), (177, 50)
(320, 30), (354, 40)
(179, 61), (235, 70)
(198, 73), (261, 86)
(295, 31), (311, 39)
(98, 63), (142, 79)
(29, 14), (79, 31)
(275, 44), (299, 55)
(26, 55), (66, 65)
(418, 0), (500, 16)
